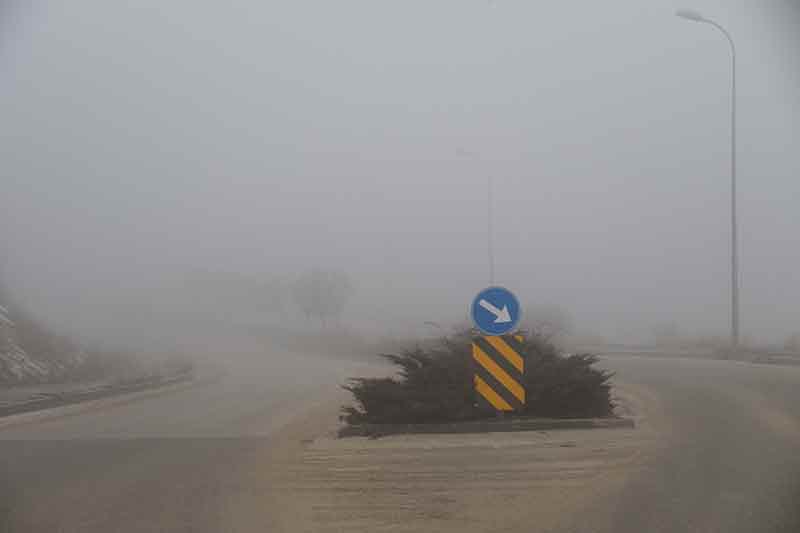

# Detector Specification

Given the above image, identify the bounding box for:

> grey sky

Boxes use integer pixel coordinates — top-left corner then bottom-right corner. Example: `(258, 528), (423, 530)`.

(1, 1), (798, 344)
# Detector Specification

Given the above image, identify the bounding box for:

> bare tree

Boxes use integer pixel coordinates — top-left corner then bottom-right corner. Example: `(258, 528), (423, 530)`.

(291, 269), (354, 327)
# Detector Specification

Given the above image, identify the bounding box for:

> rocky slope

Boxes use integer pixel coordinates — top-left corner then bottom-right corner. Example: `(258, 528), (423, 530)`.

(0, 302), (88, 385)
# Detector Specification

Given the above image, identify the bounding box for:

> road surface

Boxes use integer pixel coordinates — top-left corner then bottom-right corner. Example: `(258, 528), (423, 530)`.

(567, 355), (800, 533)
(3, 349), (800, 532)
(0, 341), (370, 532)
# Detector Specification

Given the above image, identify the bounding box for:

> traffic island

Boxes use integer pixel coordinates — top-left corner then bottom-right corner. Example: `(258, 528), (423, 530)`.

(340, 330), (625, 438)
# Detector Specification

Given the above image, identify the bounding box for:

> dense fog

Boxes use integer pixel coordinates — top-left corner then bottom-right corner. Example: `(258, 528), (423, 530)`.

(1, 1), (798, 350)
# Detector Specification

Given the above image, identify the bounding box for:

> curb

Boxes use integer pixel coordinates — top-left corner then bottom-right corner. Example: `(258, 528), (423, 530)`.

(0, 371), (194, 419)
(0, 372), (224, 432)
(339, 416), (635, 438)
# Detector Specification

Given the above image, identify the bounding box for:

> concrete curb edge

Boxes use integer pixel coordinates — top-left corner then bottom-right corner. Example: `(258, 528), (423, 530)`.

(339, 416), (635, 438)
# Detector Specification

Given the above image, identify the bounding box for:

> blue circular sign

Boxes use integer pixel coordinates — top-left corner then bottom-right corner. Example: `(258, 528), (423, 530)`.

(470, 286), (521, 336)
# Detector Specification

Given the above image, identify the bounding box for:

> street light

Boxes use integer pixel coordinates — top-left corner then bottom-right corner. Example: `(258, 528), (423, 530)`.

(675, 9), (705, 22)
(676, 9), (739, 350)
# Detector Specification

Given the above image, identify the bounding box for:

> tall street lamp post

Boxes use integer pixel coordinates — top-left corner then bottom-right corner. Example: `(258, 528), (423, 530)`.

(676, 9), (739, 349)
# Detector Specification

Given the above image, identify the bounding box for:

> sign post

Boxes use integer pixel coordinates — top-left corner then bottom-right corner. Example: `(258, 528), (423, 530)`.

(470, 287), (525, 412)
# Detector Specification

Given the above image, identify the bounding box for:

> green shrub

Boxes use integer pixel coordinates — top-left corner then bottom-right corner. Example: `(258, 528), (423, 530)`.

(341, 332), (614, 425)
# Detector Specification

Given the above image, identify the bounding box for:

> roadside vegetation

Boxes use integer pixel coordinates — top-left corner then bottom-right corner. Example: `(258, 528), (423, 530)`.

(342, 331), (614, 426)
(1, 281), (194, 387)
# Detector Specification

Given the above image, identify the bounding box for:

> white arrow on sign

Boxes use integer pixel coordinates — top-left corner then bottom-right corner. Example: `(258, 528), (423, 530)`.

(479, 299), (512, 324)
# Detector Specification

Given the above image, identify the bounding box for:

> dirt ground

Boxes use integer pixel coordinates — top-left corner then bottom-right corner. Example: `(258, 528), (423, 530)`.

(249, 382), (660, 533)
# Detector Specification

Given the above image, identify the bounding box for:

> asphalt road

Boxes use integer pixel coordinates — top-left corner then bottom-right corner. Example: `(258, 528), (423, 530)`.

(566, 355), (800, 533)
(0, 342), (368, 533)
(3, 349), (800, 532)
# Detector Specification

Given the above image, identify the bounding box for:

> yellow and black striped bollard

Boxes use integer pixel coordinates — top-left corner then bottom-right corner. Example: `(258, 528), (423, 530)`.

(472, 334), (525, 412)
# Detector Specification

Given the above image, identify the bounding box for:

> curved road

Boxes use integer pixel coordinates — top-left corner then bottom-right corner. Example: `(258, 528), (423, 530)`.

(3, 350), (800, 532)
(0, 343), (368, 532)
(568, 355), (800, 533)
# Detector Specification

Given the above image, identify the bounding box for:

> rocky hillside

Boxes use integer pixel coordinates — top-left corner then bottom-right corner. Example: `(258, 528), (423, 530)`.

(0, 302), (88, 385)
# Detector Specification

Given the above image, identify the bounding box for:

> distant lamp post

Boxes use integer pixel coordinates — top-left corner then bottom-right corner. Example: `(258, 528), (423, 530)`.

(676, 9), (739, 350)
(456, 148), (495, 285)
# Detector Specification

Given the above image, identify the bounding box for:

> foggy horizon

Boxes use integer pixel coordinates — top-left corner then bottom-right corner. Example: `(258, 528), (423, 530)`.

(1, 1), (798, 347)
